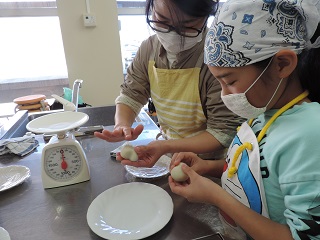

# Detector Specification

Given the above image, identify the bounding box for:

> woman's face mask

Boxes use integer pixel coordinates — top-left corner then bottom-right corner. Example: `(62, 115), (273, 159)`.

(155, 30), (203, 54)
(221, 58), (283, 119)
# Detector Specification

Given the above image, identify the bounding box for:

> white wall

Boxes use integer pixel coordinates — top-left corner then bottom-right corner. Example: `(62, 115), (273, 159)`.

(56, 0), (123, 106)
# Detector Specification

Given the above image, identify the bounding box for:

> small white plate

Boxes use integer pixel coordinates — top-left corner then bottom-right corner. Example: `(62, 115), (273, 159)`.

(0, 165), (30, 192)
(0, 227), (10, 240)
(125, 155), (171, 179)
(26, 111), (89, 134)
(87, 182), (173, 240)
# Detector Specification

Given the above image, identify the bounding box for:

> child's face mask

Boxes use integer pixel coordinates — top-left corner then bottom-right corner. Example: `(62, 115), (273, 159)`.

(221, 58), (283, 119)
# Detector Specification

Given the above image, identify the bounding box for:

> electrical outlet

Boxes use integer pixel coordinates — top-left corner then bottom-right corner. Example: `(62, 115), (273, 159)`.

(83, 13), (96, 27)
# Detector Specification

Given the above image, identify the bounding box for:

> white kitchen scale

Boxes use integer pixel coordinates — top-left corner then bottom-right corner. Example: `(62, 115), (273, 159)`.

(26, 111), (90, 189)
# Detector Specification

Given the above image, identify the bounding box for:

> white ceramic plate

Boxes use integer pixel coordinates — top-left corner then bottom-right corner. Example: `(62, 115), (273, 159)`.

(125, 155), (171, 179)
(26, 111), (89, 134)
(0, 165), (31, 192)
(0, 227), (10, 240)
(87, 182), (173, 240)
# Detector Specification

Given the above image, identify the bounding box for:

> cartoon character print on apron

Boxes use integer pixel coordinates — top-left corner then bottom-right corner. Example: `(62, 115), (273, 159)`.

(148, 40), (207, 139)
(220, 121), (269, 240)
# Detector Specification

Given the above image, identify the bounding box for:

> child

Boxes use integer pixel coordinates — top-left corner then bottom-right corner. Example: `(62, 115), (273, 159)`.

(169, 0), (320, 239)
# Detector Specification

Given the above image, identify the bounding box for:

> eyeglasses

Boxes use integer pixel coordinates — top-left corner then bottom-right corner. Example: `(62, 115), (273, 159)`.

(147, 16), (208, 38)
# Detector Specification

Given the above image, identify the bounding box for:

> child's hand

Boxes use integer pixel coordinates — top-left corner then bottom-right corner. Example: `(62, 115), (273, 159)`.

(168, 163), (221, 205)
(170, 152), (207, 175)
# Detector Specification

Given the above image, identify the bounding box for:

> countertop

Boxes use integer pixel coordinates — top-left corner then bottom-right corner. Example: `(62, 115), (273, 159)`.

(0, 123), (231, 240)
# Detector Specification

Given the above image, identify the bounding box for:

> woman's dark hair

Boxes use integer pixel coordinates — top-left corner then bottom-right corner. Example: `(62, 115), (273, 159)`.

(168, 0), (218, 18)
(145, 0), (219, 30)
(297, 23), (320, 103)
(146, 0), (219, 18)
(254, 24), (320, 103)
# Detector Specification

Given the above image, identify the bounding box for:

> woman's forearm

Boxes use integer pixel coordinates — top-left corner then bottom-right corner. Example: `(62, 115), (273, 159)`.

(161, 131), (224, 154)
(115, 103), (137, 127)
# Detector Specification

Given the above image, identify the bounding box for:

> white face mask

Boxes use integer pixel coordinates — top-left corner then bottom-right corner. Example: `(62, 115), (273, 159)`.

(221, 58), (283, 119)
(155, 30), (202, 54)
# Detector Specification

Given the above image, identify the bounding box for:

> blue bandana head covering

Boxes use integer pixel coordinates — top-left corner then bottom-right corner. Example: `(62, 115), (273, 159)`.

(204, 0), (320, 67)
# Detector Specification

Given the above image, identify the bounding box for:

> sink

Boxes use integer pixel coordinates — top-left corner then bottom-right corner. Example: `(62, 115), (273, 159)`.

(0, 105), (156, 139)
(1, 106), (114, 139)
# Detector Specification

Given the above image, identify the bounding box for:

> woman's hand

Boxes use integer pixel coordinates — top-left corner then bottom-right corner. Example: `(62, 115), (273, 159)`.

(169, 163), (222, 204)
(94, 124), (144, 142)
(117, 140), (165, 167)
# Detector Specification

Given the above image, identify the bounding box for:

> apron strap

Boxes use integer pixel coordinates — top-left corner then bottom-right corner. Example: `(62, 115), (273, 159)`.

(195, 51), (204, 68)
(228, 142), (253, 178)
(149, 38), (160, 62)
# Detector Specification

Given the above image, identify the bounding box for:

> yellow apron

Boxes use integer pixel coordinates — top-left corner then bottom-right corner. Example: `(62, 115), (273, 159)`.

(148, 43), (206, 139)
(219, 91), (309, 239)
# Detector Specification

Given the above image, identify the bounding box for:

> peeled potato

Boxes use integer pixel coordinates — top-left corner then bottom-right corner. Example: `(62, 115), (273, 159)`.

(171, 163), (189, 182)
(120, 144), (138, 162)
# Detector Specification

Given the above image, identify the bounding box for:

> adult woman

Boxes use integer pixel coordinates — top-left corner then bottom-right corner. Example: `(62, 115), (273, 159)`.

(169, 0), (320, 239)
(95, 0), (243, 167)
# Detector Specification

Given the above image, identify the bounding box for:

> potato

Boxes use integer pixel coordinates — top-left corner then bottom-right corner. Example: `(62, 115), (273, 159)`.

(120, 144), (138, 162)
(171, 163), (189, 182)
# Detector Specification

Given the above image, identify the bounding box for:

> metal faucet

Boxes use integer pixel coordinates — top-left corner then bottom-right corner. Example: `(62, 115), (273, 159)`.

(71, 79), (83, 112)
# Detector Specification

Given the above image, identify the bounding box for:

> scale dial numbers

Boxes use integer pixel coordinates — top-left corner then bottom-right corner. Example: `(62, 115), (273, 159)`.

(44, 145), (83, 181)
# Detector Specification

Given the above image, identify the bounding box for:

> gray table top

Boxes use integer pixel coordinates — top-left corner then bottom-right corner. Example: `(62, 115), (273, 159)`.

(0, 125), (230, 240)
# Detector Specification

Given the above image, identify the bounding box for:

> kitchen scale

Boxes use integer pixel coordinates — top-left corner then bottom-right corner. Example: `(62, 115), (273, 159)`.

(26, 111), (90, 189)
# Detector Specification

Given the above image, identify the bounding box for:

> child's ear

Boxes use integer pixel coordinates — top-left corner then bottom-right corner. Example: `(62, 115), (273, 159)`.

(274, 50), (298, 79)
